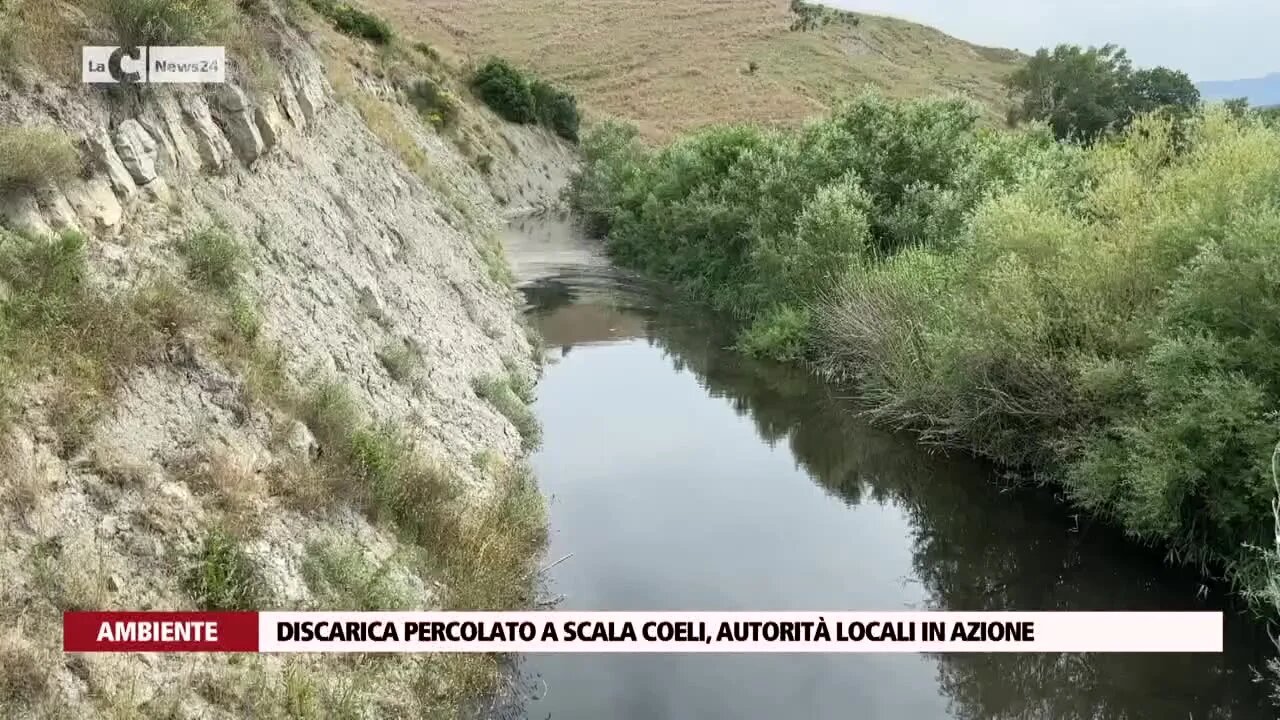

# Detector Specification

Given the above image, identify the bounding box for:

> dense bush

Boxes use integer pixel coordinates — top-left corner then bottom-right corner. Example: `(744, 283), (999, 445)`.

(568, 93), (1052, 358)
(305, 0), (392, 44)
(531, 78), (581, 141)
(471, 58), (582, 141)
(471, 58), (535, 124)
(817, 110), (1280, 594)
(570, 97), (1280, 612)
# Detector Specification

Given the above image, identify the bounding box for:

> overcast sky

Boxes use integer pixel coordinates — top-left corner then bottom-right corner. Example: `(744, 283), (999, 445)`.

(828, 0), (1277, 81)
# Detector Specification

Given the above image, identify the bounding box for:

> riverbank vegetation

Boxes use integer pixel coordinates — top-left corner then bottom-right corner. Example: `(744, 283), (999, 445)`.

(567, 61), (1280, 625)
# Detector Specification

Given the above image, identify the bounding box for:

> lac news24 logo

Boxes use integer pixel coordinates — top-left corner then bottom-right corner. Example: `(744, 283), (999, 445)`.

(82, 46), (225, 84)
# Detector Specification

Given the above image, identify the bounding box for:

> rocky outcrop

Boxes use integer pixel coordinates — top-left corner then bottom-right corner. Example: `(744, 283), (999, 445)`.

(87, 128), (138, 202)
(113, 119), (159, 185)
(62, 176), (122, 231)
(214, 84), (266, 164)
(181, 94), (236, 174)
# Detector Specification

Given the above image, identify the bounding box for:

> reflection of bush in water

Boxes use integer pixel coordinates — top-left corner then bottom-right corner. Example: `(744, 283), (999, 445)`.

(520, 279), (577, 314)
(644, 309), (1274, 720)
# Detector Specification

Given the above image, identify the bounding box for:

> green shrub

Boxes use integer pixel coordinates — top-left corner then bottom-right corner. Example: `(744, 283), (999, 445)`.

(376, 340), (423, 384)
(531, 78), (580, 141)
(501, 357), (535, 404)
(305, 0), (392, 44)
(737, 305), (811, 361)
(567, 93), (989, 333)
(300, 379), (363, 452)
(471, 58), (535, 124)
(0, 230), (153, 396)
(179, 225), (246, 294)
(469, 58), (581, 139)
(227, 292), (263, 342)
(184, 528), (262, 610)
(407, 76), (460, 128)
(473, 374), (541, 451)
(301, 537), (417, 610)
(101, 0), (236, 47)
(412, 41), (439, 62)
(347, 425), (459, 546)
(0, 125), (79, 194)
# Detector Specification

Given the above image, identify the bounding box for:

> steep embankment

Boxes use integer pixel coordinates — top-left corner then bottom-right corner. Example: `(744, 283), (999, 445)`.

(370, 0), (1023, 141)
(0, 1), (574, 717)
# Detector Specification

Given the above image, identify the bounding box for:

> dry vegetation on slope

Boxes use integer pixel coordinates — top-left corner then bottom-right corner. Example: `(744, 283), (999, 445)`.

(364, 0), (1023, 141)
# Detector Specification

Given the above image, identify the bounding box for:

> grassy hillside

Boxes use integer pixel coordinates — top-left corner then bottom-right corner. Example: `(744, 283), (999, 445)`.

(365, 0), (1023, 141)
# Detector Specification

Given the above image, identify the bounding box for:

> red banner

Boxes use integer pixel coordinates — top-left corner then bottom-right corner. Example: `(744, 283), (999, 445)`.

(63, 612), (259, 653)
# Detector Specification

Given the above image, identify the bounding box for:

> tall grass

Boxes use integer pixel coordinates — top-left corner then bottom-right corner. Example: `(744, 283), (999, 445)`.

(101, 0), (236, 47)
(570, 100), (1280, 618)
(0, 126), (79, 194)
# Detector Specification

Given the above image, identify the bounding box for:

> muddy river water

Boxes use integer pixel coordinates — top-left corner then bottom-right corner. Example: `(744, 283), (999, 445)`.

(504, 214), (1275, 720)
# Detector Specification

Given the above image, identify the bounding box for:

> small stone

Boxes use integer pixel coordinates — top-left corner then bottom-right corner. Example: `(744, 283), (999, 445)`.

(285, 420), (318, 459)
(357, 282), (386, 320)
(140, 177), (172, 204)
(99, 515), (119, 535)
(107, 573), (124, 592)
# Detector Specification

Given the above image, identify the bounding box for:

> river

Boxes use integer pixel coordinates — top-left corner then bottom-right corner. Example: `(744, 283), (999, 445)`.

(504, 214), (1276, 720)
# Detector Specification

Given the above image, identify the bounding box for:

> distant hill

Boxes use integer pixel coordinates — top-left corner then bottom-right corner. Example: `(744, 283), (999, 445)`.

(1197, 73), (1280, 107)
(367, 0), (1024, 141)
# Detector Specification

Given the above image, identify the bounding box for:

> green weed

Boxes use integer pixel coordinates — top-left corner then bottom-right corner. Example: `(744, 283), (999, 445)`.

(184, 527), (263, 611)
(179, 225), (246, 294)
(472, 373), (540, 451)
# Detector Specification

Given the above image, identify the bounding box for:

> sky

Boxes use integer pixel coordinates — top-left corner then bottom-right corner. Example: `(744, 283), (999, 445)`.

(827, 0), (1278, 82)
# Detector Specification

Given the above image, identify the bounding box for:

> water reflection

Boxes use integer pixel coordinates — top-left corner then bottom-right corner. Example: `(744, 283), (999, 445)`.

(634, 310), (1274, 719)
(514, 215), (1276, 720)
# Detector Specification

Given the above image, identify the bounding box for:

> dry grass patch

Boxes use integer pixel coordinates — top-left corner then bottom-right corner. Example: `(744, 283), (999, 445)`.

(472, 370), (540, 451)
(33, 535), (114, 611)
(0, 125), (80, 195)
(301, 535), (420, 610)
(193, 443), (268, 530)
(377, 339), (425, 385)
(89, 445), (153, 487)
(0, 629), (49, 710)
(0, 1), (88, 81)
(0, 431), (53, 513)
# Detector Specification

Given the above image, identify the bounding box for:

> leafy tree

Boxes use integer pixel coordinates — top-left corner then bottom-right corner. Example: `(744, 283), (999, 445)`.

(1130, 66), (1200, 115)
(1006, 44), (1199, 142)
